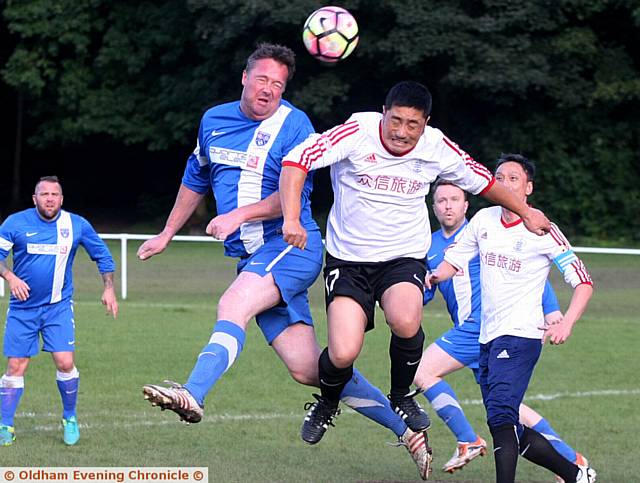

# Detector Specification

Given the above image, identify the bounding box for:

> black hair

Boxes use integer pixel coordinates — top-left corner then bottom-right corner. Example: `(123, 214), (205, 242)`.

(495, 153), (536, 182)
(432, 178), (469, 201)
(384, 81), (432, 117)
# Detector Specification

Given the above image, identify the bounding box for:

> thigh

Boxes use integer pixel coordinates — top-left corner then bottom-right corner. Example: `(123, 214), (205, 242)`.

(434, 326), (481, 371)
(240, 230), (323, 305)
(481, 336), (542, 427)
(255, 289), (314, 345)
(3, 307), (42, 357)
(324, 253), (376, 331)
(378, 258), (425, 332)
(41, 300), (75, 353)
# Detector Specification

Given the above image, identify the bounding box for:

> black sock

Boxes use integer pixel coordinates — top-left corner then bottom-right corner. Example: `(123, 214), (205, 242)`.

(318, 347), (352, 405)
(519, 426), (579, 482)
(490, 424), (519, 483)
(389, 327), (425, 396)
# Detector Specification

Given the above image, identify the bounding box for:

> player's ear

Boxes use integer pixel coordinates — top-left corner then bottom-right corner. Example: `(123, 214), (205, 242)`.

(464, 200), (469, 213)
(32, 194), (37, 206)
(525, 181), (533, 196)
(241, 70), (248, 86)
(425, 115), (431, 125)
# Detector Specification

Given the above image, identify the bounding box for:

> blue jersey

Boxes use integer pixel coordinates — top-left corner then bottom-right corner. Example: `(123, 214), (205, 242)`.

(0, 209), (115, 308)
(424, 220), (560, 334)
(182, 100), (319, 258)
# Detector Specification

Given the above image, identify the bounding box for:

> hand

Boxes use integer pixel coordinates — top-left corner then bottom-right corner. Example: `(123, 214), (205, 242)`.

(523, 207), (551, 236)
(7, 274), (30, 301)
(282, 219), (307, 250)
(541, 316), (573, 345)
(101, 286), (119, 319)
(427, 271), (441, 287)
(137, 233), (171, 261)
(423, 272), (432, 290)
(206, 211), (243, 241)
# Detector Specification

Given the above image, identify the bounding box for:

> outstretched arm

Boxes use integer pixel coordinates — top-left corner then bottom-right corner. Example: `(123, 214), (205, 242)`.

(206, 192), (282, 241)
(481, 181), (550, 236)
(280, 165), (309, 250)
(137, 184), (204, 260)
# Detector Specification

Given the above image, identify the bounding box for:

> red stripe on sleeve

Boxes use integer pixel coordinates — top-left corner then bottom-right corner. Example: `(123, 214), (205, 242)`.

(282, 160), (309, 173)
(478, 176), (496, 195)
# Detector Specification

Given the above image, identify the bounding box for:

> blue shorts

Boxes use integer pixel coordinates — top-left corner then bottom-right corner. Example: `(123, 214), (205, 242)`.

(237, 230), (323, 344)
(3, 299), (76, 357)
(478, 335), (542, 429)
(435, 325), (481, 381)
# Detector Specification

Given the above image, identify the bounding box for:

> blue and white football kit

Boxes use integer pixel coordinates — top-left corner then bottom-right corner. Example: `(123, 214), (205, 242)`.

(0, 208), (115, 430)
(423, 220), (581, 464)
(181, 100), (322, 345)
(175, 100), (407, 440)
(0, 208), (115, 355)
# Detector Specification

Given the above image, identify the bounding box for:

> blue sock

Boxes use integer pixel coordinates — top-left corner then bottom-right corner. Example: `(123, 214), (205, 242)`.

(1, 375), (25, 427)
(56, 368), (79, 420)
(341, 367), (408, 437)
(424, 380), (477, 443)
(184, 320), (245, 406)
(532, 417), (577, 462)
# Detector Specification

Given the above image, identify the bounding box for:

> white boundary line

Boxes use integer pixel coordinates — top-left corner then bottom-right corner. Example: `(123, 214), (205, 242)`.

(15, 388), (639, 433)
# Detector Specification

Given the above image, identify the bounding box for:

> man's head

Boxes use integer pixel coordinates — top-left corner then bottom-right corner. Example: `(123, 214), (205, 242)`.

(240, 43), (296, 121)
(381, 81), (432, 155)
(494, 153), (535, 202)
(33, 176), (63, 221)
(432, 179), (468, 234)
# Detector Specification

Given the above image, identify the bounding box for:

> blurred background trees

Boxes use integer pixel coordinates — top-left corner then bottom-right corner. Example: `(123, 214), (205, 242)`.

(1, 0), (638, 242)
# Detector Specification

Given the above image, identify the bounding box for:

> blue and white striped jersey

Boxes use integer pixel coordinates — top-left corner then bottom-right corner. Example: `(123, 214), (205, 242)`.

(424, 220), (560, 335)
(0, 208), (115, 308)
(182, 100), (319, 258)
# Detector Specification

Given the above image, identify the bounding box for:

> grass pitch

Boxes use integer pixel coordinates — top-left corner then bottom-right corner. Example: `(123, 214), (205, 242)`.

(0, 241), (638, 482)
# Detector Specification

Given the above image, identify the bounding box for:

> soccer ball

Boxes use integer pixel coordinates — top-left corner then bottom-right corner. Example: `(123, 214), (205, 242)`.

(302, 6), (359, 63)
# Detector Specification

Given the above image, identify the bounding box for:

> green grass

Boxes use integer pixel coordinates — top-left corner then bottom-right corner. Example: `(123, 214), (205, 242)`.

(0, 243), (638, 482)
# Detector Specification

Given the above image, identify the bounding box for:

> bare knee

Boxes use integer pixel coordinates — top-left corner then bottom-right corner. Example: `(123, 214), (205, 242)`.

(288, 367), (318, 387)
(6, 358), (30, 377)
(388, 317), (422, 338)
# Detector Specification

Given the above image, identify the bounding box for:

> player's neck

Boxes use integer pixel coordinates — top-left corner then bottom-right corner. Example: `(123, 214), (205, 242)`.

(501, 208), (521, 225)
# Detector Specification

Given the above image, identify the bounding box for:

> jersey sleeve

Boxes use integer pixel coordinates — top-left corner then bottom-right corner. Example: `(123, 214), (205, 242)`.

(543, 223), (593, 288)
(541, 280), (561, 314)
(435, 135), (495, 195)
(443, 214), (481, 271)
(181, 118), (211, 195)
(282, 115), (362, 173)
(0, 216), (16, 261)
(79, 217), (116, 274)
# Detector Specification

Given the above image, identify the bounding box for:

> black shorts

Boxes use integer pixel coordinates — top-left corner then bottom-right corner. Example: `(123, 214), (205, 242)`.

(323, 252), (426, 332)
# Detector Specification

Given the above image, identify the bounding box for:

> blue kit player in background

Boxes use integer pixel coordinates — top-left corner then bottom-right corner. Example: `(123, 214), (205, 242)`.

(414, 180), (591, 479)
(137, 43), (431, 479)
(0, 176), (119, 446)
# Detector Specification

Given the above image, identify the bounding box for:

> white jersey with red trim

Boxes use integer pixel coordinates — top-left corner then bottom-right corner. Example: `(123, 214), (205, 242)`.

(443, 206), (592, 343)
(283, 112), (494, 262)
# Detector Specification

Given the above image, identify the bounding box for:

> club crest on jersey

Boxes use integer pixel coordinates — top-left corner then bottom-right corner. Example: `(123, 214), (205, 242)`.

(255, 131), (271, 147)
(60, 228), (70, 238)
(513, 238), (525, 252)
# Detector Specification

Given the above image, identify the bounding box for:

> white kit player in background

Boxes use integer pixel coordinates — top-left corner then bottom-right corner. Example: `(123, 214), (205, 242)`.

(279, 81), (551, 468)
(137, 44), (432, 480)
(428, 154), (596, 483)
(0, 176), (118, 447)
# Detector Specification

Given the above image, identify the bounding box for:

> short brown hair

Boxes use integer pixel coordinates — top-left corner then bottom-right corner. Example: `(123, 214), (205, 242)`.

(432, 178), (468, 201)
(35, 176), (62, 194)
(246, 42), (296, 82)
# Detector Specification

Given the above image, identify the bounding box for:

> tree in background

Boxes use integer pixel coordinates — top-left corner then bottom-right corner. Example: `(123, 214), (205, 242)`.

(1, 0), (638, 242)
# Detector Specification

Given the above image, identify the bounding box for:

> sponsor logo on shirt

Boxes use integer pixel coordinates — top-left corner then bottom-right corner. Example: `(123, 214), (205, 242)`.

(480, 250), (522, 272)
(27, 244), (69, 255)
(209, 147), (261, 170)
(356, 174), (426, 195)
